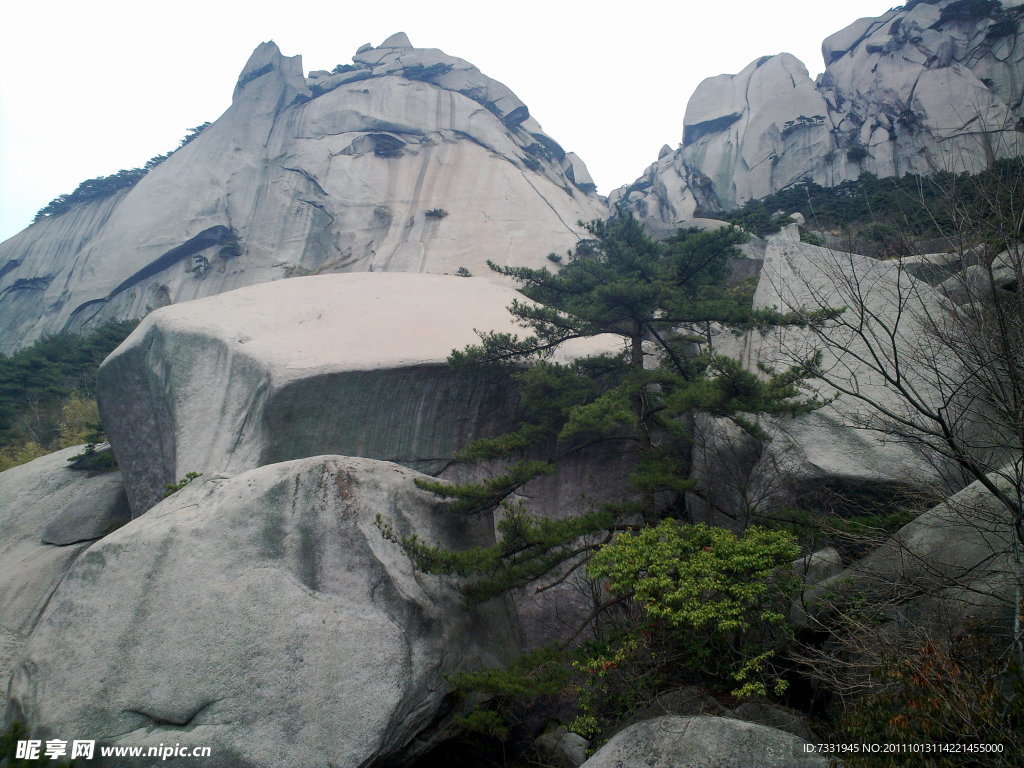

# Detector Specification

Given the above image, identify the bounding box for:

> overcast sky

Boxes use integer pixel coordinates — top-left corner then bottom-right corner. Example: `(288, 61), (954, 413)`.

(0, 0), (897, 242)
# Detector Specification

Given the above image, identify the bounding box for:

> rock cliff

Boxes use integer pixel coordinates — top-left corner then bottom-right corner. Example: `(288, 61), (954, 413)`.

(617, 0), (1024, 225)
(0, 35), (604, 354)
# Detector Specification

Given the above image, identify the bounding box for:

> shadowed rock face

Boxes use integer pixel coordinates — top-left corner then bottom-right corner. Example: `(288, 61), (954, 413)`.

(0, 35), (605, 354)
(617, 0), (1024, 225)
(7, 455), (520, 768)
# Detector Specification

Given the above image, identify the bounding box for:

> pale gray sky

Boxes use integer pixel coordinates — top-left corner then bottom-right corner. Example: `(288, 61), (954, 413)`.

(0, 0), (896, 242)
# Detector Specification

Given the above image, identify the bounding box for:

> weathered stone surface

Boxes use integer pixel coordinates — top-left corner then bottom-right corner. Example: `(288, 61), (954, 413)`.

(96, 272), (620, 516)
(536, 726), (590, 768)
(8, 455), (519, 768)
(579, 716), (827, 768)
(793, 547), (843, 586)
(805, 473), (1018, 635)
(0, 446), (128, 687)
(617, 0), (1024, 226)
(727, 702), (817, 742)
(0, 35), (604, 353)
(690, 231), (953, 522)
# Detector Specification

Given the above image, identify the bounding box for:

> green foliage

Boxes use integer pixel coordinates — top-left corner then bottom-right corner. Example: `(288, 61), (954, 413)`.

(590, 521), (799, 634)
(587, 521), (799, 698)
(846, 146), (869, 163)
(521, 155), (542, 172)
(66, 422), (117, 471)
(34, 124), (211, 221)
(938, 0), (1000, 23)
(452, 644), (577, 740)
(425, 208), (448, 220)
(710, 159), (1024, 246)
(448, 520), (800, 740)
(710, 204), (794, 237)
(218, 230), (243, 259)
(394, 212), (822, 601)
(477, 522), (801, 736)
(0, 320), (138, 470)
(379, 501), (613, 605)
(163, 472), (202, 497)
(34, 167), (149, 220)
(799, 229), (826, 247)
(401, 63), (454, 81)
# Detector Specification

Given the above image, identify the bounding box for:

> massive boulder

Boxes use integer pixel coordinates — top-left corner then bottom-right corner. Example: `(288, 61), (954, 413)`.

(96, 272), (621, 517)
(7, 455), (519, 768)
(0, 446), (129, 687)
(578, 716), (827, 768)
(617, 0), (1024, 225)
(0, 35), (605, 353)
(689, 226), (955, 523)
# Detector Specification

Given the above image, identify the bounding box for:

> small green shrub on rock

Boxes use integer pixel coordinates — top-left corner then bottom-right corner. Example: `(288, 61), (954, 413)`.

(164, 472), (203, 497)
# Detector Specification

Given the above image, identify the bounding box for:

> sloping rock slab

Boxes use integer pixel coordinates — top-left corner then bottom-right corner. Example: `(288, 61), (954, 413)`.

(0, 446), (128, 686)
(7, 455), (518, 768)
(580, 715), (827, 768)
(802, 472), (1017, 635)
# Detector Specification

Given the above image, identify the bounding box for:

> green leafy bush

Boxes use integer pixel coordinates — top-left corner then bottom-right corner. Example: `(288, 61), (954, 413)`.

(587, 522), (800, 698)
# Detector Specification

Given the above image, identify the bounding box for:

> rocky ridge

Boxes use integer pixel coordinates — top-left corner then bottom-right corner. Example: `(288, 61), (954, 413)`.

(617, 0), (1024, 226)
(0, 34), (604, 354)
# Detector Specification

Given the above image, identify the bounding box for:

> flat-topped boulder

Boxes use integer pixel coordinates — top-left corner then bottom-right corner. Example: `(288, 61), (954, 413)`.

(97, 272), (619, 515)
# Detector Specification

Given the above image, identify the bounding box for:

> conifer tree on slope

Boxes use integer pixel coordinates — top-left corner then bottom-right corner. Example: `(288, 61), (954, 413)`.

(380, 212), (826, 604)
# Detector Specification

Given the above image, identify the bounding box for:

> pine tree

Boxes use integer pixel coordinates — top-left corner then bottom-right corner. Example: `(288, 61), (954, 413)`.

(380, 212), (825, 602)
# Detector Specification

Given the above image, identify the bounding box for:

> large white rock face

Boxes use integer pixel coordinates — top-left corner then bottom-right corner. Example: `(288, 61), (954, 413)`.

(0, 35), (605, 353)
(0, 446), (129, 688)
(8, 455), (518, 768)
(617, 0), (1024, 224)
(578, 716), (827, 768)
(96, 272), (622, 515)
